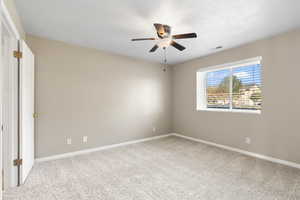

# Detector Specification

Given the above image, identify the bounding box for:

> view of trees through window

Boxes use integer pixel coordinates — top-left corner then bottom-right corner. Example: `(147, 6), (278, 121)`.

(206, 64), (262, 110)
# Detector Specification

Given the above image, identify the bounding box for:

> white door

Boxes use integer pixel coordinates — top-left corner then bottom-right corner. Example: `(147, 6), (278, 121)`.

(0, 15), (3, 198)
(1, 20), (18, 189)
(19, 41), (35, 184)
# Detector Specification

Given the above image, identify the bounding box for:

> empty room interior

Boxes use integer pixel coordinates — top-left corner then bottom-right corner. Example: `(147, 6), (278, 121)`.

(1, 0), (300, 199)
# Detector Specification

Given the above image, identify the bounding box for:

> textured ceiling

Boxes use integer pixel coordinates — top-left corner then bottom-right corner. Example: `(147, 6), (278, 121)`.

(15, 0), (300, 64)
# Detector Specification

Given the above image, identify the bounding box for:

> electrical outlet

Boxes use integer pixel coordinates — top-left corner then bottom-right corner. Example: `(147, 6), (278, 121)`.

(83, 136), (88, 143)
(67, 138), (72, 145)
(245, 137), (251, 144)
(152, 127), (156, 132)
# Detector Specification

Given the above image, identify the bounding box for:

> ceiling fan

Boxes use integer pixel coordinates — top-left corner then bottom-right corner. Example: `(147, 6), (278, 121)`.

(131, 23), (197, 52)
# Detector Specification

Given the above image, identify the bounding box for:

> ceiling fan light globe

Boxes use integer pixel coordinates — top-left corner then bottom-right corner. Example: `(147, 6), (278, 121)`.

(158, 38), (172, 48)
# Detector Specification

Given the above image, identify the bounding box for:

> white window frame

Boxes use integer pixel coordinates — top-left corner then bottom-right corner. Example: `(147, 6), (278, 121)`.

(196, 57), (262, 114)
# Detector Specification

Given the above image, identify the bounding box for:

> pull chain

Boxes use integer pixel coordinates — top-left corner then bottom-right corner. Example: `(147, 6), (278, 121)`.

(162, 47), (167, 72)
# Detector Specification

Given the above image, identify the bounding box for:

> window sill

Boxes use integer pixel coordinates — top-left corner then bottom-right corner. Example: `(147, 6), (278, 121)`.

(197, 108), (261, 114)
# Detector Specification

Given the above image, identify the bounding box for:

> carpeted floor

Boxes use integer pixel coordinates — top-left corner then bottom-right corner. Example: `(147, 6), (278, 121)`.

(4, 136), (300, 200)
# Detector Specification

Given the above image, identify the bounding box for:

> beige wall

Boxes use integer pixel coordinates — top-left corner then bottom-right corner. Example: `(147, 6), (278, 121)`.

(26, 35), (172, 158)
(3, 0), (26, 39)
(26, 28), (300, 163)
(172, 29), (300, 164)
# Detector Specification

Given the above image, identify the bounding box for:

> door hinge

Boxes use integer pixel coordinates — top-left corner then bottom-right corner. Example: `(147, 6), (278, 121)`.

(13, 159), (23, 166)
(1, 124), (3, 132)
(33, 113), (38, 119)
(13, 50), (23, 59)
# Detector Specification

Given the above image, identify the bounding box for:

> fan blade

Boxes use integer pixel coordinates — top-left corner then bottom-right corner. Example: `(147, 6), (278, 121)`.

(171, 41), (186, 51)
(131, 38), (156, 41)
(154, 23), (165, 38)
(172, 33), (197, 39)
(163, 25), (171, 36)
(154, 23), (163, 32)
(149, 45), (159, 52)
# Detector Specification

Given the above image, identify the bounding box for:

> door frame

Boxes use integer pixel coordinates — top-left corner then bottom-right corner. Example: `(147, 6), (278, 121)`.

(0, 0), (21, 189)
(0, 1), (3, 197)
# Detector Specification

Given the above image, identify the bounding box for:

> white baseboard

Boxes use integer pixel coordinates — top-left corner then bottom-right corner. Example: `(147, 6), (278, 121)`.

(171, 133), (300, 169)
(36, 133), (300, 170)
(35, 134), (172, 163)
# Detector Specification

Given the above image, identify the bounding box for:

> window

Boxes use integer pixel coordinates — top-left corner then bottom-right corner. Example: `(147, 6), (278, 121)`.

(197, 57), (262, 113)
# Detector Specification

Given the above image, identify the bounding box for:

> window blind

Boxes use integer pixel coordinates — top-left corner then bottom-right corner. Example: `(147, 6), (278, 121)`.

(197, 58), (262, 113)
(232, 64), (262, 110)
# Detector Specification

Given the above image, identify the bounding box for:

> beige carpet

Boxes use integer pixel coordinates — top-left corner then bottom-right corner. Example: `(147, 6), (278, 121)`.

(4, 136), (300, 200)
